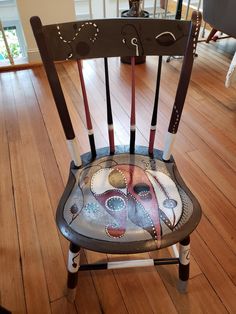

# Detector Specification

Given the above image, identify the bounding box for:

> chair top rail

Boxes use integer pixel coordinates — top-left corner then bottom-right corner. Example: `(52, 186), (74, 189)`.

(31, 17), (193, 61)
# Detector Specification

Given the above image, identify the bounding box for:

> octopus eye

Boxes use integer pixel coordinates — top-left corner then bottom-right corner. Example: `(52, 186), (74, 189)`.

(155, 32), (176, 46)
(133, 183), (152, 200)
(133, 183), (150, 194)
(105, 196), (126, 211)
(163, 199), (177, 209)
(70, 204), (79, 214)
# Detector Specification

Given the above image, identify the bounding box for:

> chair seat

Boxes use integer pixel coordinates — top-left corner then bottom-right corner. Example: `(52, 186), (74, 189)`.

(57, 146), (201, 254)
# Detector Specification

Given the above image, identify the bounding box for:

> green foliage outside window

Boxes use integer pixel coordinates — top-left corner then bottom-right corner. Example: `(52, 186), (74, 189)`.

(0, 27), (21, 60)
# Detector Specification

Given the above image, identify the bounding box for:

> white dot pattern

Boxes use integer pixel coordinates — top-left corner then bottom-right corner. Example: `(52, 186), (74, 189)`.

(129, 194), (158, 240)
(193, 11), (201, 57)
(105, 196), (126, 211)
(170, 11), (201, 134)
(56, 22), (99, 59)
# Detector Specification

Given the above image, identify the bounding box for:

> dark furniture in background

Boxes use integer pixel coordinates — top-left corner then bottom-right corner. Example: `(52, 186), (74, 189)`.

(31, 12), (202, 302)
(0, 305), (11, 314)
(203, 0), (236, 42)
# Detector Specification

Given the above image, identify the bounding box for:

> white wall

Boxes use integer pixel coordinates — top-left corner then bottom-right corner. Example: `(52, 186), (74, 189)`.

(16, 0), (76, 62)
(1, 5), (19, 21)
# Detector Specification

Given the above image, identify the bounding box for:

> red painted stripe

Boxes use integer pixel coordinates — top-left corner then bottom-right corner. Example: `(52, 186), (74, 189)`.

(108, 127), (115, 154)
(77, 60), (93, 131)
(149, 129), (155, 155)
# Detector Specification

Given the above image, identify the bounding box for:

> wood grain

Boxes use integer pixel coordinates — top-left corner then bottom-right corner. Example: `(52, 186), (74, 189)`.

(0, 74), (26, 314)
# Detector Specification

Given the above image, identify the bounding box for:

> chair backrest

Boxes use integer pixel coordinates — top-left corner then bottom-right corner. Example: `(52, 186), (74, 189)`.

(30, 12), (201, 166)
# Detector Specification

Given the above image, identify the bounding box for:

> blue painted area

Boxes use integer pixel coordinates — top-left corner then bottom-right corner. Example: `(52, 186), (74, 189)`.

(84, 202), (99, 213)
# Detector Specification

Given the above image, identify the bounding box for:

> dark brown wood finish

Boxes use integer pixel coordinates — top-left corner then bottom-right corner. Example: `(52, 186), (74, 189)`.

(37, 18), (192, 60)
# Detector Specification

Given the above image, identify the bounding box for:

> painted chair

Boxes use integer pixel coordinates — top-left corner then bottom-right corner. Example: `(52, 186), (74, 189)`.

(30, 11), (202, 302)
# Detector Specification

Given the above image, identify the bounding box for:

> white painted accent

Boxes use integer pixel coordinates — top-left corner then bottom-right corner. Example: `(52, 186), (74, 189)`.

(130, 125), (136, 131)
(67, 138), (82, 167)
(162, 132), (176, 161)
(170, 244), (179, 258)
(150, 125), (156, 131)
(107, 259), (154, 269)
(68, 250), (80, 273)
(131, 37), (139, 56)
(88, 129), (94, 135)
(156, 31), (176, 41)
(108, 124), (114, 130)
(146, 170), (182, 227)
(91, 168), (127, 195)
(179, 244), (190, 265)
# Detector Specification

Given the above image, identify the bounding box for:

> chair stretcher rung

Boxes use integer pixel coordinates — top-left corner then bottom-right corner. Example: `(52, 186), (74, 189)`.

(78, 258), (179, 271)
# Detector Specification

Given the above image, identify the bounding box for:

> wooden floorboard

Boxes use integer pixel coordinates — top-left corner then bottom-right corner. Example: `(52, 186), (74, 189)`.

(0, 36), (236, 313)
(0, 75), (26, 314)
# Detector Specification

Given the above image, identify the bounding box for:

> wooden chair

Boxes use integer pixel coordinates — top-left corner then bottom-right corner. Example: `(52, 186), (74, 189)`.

(30, 11), (202, 302)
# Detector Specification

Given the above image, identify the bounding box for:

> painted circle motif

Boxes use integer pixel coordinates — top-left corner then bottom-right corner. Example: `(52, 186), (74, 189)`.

(84, 202), (99, 213)
(133, 183), (152, 200)
(70, 204), (79, 214)
(105, 223), (125, 238)
(133, 182), (150, 194)
(108, 169), (126, 189)
(163, 199), (177, 209)
(105, 196), (126, 211)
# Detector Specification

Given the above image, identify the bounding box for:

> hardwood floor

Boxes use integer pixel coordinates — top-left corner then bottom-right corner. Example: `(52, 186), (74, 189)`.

(0, 38), (236, 313)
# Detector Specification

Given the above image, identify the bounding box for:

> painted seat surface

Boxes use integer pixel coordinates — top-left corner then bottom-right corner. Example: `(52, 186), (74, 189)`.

(58, 147), (201, 253)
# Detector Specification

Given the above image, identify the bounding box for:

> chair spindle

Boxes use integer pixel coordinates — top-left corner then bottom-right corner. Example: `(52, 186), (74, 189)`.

(104, 58), (115, 155)
(149, 56), (162, 156)
(130, 56), (136, 154)
(77, 60), (96, 158)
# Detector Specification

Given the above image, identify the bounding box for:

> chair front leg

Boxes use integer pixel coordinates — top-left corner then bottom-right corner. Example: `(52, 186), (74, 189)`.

(67, 242), (80, 302)
(178, 235), (190, 293)
(206, 28), (217, 43)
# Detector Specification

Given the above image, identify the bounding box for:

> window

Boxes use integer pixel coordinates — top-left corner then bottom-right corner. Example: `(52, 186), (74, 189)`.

(0, 0), (27, 64)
